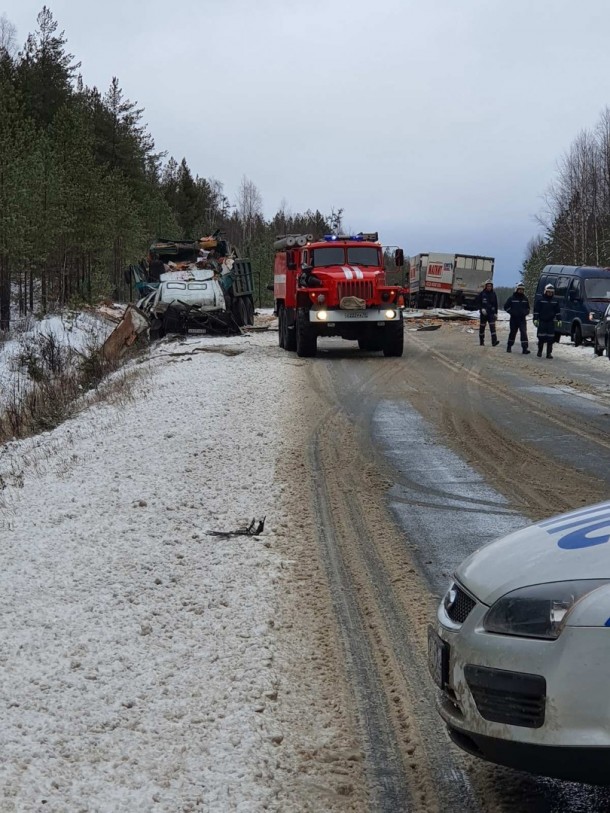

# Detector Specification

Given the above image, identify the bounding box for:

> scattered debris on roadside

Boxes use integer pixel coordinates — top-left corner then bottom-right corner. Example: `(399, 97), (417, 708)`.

(207, 517), (266, 538)
(101, 304), (149, 361)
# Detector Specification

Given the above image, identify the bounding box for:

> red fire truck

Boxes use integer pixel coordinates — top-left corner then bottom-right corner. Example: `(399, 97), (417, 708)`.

(273, 233), (405, 357)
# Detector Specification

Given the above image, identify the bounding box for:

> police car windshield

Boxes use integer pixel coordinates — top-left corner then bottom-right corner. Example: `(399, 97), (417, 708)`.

(585, 278), (610, 299)
(347, 247), (380, 266)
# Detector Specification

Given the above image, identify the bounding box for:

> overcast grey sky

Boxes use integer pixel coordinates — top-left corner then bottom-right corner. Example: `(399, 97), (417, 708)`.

(4, 0), (610, 284)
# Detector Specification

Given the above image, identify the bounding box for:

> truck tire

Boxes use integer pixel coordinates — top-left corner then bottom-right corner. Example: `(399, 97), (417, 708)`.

(296, 308), (317, 357)
(236, 297), (251, 326)
(382, 320), (404, 357)
(284, 307), (297, 351)
(358, 334), (384, 352)
(278, 304), (285, 348)
(245, 297), (255, 326)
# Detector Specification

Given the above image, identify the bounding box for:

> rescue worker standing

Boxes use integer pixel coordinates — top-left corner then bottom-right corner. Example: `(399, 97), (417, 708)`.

(534, 283), (561, 359)
(474, 279), (499, 346)
(504, 282), (531, 354)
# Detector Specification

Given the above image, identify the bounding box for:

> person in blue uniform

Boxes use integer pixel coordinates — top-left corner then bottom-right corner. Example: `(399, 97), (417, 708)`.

(504, 282), (531, 354)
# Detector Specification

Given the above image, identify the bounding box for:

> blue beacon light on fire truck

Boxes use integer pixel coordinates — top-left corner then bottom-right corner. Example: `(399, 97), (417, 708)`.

(322, 232), (378, 242)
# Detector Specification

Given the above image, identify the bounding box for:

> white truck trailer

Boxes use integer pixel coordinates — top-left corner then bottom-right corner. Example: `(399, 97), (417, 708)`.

(408, 252), (495, 309)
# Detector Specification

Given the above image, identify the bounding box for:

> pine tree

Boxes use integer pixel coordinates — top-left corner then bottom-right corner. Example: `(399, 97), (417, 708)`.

(15, 6), (80, 128)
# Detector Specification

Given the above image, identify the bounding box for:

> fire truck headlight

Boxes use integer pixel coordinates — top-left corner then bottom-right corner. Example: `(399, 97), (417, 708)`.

(316, 310), (328, 321)
(384, 309), (396, 319)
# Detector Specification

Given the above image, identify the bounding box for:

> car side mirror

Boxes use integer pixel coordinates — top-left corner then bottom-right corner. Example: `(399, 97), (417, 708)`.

(395, 248), (404, 267)
(301, 263), (313, 274)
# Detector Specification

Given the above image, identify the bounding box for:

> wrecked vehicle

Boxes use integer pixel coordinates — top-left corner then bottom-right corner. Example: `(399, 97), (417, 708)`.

(126, 236), (256, 335)
(137, 266), (238, 339)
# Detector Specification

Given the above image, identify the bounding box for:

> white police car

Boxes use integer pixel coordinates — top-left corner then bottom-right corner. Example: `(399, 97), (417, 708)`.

(429, 500), (610, 784)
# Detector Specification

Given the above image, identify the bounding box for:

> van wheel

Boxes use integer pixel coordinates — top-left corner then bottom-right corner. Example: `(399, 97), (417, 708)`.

(595, 337), (604, 356)
(572, 323), (583, 346)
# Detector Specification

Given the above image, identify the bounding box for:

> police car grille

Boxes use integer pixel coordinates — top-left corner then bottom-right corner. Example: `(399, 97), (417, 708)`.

(465, 665), (546, 728)
(338, 281), (373, 301)
(447, 586), (476, 624)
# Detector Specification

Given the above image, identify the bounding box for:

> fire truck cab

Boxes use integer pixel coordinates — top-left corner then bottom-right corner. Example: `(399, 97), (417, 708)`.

(273, 233), (404, 357)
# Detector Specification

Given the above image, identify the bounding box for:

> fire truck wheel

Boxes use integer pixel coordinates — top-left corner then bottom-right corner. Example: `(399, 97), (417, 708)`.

(284, 307), (297, 351)
(296, 308), (317, 357)
(278, 305), (285, 348)
(382, 321), (404, 357)
(358, 335), (384, 352)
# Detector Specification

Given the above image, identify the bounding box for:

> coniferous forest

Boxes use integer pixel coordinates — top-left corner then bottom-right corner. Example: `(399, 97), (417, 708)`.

(0, 6), (336, 329)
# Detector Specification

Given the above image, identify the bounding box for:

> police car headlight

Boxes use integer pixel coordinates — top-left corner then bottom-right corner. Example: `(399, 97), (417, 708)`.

(483, 580), (609, 640)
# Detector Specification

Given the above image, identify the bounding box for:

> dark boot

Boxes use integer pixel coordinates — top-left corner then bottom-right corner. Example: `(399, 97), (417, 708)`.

(480, 337), (485, 346)
(492, 335), (499, 346)
(506, 344), (512, 353)
(537, 341), (543, 358)
(522, 348), (531, 355)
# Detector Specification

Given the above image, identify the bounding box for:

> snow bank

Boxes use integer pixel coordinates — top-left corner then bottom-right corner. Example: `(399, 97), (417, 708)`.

(0, 330), (360, 812)
(0, 312), (115, 410)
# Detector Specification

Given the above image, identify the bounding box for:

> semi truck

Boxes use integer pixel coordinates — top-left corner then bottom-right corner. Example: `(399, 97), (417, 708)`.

(273, 232), (405, 357)
(408, 252), (495, 309)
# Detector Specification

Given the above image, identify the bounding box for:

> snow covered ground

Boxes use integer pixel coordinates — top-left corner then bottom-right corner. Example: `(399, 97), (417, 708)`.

(0, 328), (364, 813)
(0, 312), (115, 410)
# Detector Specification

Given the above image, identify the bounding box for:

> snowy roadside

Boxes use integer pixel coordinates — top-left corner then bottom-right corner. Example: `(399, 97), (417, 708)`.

(0, 330), (365, 813)
(0, 311), (115, 411)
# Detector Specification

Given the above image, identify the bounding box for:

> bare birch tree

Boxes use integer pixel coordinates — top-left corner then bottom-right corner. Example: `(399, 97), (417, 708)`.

(235, 175), (263, 250)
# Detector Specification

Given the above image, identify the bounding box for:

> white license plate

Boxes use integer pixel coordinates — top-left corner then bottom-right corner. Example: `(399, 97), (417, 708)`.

(345, 311), (367, 318)
(428, 628), (449, 689)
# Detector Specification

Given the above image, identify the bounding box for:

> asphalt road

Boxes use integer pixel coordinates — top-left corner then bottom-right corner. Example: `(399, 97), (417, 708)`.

(298, 322), (610, 813)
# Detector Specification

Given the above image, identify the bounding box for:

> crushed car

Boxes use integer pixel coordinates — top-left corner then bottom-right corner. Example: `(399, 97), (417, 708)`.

(125, 234), (255, 338)
(137, 266), (238, 339)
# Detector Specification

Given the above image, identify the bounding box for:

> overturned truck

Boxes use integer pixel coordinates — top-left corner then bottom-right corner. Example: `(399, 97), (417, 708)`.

(126, 236), (256, 338)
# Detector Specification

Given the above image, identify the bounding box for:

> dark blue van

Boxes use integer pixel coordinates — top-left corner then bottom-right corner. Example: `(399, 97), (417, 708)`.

(534, 265), (610, 345)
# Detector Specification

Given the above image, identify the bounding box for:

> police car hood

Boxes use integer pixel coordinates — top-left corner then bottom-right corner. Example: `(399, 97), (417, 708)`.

(456, 500), (610, 605)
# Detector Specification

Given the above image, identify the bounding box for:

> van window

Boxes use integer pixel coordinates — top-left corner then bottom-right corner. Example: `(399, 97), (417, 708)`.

(569, 278), (582, 299)
(166, 282), (186, 289)
(187, 283), (208, 290)
(585, 278), (610, 299)
(555, 276), (570, 297)
(538, 274), (554, 293)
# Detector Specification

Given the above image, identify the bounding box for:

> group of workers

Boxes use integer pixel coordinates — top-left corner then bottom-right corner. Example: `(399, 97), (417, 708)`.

(474, 280), (560, 359)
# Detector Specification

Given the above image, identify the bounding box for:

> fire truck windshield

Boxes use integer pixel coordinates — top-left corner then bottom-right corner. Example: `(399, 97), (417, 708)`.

(347, 246), (380, 266)
(311, 247), (344, 267)
(311, 246), (380, 267)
